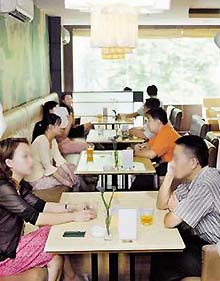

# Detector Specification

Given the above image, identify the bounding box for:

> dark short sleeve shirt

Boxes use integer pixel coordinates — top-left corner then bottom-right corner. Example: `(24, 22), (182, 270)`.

(0, 179), (45, 261)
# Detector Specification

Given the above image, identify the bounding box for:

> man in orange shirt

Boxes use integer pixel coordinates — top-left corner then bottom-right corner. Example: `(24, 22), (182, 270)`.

(131, 107), (180, 190)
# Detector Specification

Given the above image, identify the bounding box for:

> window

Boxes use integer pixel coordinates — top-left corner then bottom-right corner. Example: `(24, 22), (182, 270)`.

(73, 33), (220, 105)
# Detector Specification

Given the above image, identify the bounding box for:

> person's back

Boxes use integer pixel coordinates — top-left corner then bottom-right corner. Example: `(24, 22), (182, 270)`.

(147, 108), (180, 163)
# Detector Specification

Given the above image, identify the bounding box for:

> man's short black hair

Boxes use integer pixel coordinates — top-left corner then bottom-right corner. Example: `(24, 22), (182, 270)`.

(148, 107), (168, 125)
(146, 85), (158, 97)
(123, 87), (132, 91)
(144, 98), (160, 110)
(175, 135), (209, 168)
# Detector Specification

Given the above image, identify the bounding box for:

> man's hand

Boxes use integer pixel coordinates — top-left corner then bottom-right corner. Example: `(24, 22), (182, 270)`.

(134, 143), (148, 151)
(168, 193), (179, 211)
(166, 161), (176, 177)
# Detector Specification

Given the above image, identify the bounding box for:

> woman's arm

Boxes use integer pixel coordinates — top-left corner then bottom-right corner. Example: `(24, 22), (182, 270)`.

(43, 202), (88, 213)
(52, 170), (72, 187)
(35, 209), (96, 226)
(60, 163), (78, 185)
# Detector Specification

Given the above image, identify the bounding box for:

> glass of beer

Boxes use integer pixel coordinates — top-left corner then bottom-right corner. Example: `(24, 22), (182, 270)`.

(140, 208), (154, 226)
(86, 145), (94, 162)
(97, 114), (103, 123)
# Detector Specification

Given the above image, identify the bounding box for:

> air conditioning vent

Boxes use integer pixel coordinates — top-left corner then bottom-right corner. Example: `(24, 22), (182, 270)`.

(189, 8), (220, 18)
(0, 0), (34, 23)
(9, 9), (30, 22)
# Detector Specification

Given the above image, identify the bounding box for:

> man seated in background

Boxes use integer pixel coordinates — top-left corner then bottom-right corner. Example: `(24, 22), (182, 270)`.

(133, 107), (180, 181)
(123, 86), (132, 91)
(60, 92), (93, 138)
(129, 98), (160, 140)
(151, 135), (220, 281)
(120, 84), (161, 119)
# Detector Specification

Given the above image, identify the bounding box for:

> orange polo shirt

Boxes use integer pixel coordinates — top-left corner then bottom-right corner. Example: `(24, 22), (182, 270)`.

(148, 124), (180, 163)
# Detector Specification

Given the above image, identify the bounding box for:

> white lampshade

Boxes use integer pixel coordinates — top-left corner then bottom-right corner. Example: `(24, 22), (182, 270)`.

(0, 103), (6, 138)
(65, 0), (171, 58)
(91, 5), (138, 48)
(65, 0), (171, 12)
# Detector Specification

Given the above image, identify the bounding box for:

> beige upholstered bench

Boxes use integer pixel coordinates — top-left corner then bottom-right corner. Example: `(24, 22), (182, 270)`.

(182, 244), (220, 281)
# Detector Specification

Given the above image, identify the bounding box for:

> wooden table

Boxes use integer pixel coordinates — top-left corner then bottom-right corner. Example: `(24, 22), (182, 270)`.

(211, 107), (220, 113)
(81, 116), (134, 129)
(208, 131), (220, 137)
(45, 192), (185, 281)
(86, 129), (144, 144)
(75, 150), (155, 189)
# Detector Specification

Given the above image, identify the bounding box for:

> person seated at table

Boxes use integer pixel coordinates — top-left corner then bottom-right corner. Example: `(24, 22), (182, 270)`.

(119, 84), (162, 119)
(130, 108), (180, 190)
(60, 92), (93, 138)
(32, 101), (88, 155)
(0, 138), (96, 281)
(129, 98), (160, 141)
(150, 135), (220, 281)
(28, 114), (95, 191)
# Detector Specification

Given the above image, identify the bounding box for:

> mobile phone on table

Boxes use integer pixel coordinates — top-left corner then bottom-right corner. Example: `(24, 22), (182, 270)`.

(63, 231), (86, 238)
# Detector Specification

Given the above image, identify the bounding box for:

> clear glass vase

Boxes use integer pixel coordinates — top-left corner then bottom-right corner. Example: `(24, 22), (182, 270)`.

(104, 213), (112, 241)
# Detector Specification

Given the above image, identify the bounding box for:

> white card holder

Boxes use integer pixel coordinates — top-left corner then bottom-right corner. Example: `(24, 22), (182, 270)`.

(121, 149), (133, 169)
(118, 209), (137, 242)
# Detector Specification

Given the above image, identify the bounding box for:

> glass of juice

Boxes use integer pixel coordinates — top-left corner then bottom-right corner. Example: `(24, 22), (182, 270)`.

(140, 208), (154, 226)
(97, 114), (103, 123)
(87, 145), (94, 162)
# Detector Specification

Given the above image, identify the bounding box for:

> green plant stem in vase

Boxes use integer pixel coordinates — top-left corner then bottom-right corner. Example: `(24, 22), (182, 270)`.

(100, 187), (116, 241)
(114, 150), (119, 169)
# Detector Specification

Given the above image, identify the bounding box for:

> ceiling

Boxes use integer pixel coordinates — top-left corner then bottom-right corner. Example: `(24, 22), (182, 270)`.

(34, 0), (220, 26)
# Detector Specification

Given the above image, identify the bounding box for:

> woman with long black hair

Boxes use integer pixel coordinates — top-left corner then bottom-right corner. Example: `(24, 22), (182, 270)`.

(27, 114), (80, 190)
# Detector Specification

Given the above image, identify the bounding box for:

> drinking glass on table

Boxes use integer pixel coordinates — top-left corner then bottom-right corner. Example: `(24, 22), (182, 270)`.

(97, 114), (103, 123)
(87, 145), (94, 162)
(140, 208), (154, 226)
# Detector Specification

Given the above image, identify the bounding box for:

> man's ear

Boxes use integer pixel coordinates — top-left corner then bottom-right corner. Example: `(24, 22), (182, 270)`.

(5, 159), (13, 169)
(191, 157), (199, 169)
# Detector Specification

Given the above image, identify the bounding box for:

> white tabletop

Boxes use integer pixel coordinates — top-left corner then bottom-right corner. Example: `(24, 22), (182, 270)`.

(86, 129), (144, 144)
(74, 151), (156, 175)
(45, 192), (185, 254)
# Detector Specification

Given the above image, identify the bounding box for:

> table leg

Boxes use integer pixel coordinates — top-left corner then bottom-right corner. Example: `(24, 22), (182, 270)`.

(109, 253), (118, 281)
(105, 175), (108, 189)
(129, 254), (135, 281)
(125, 175), (129, 190)
(112, 175), (118, 188)
(101, 175), (104, 188)
(91, 253), (98, 281)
